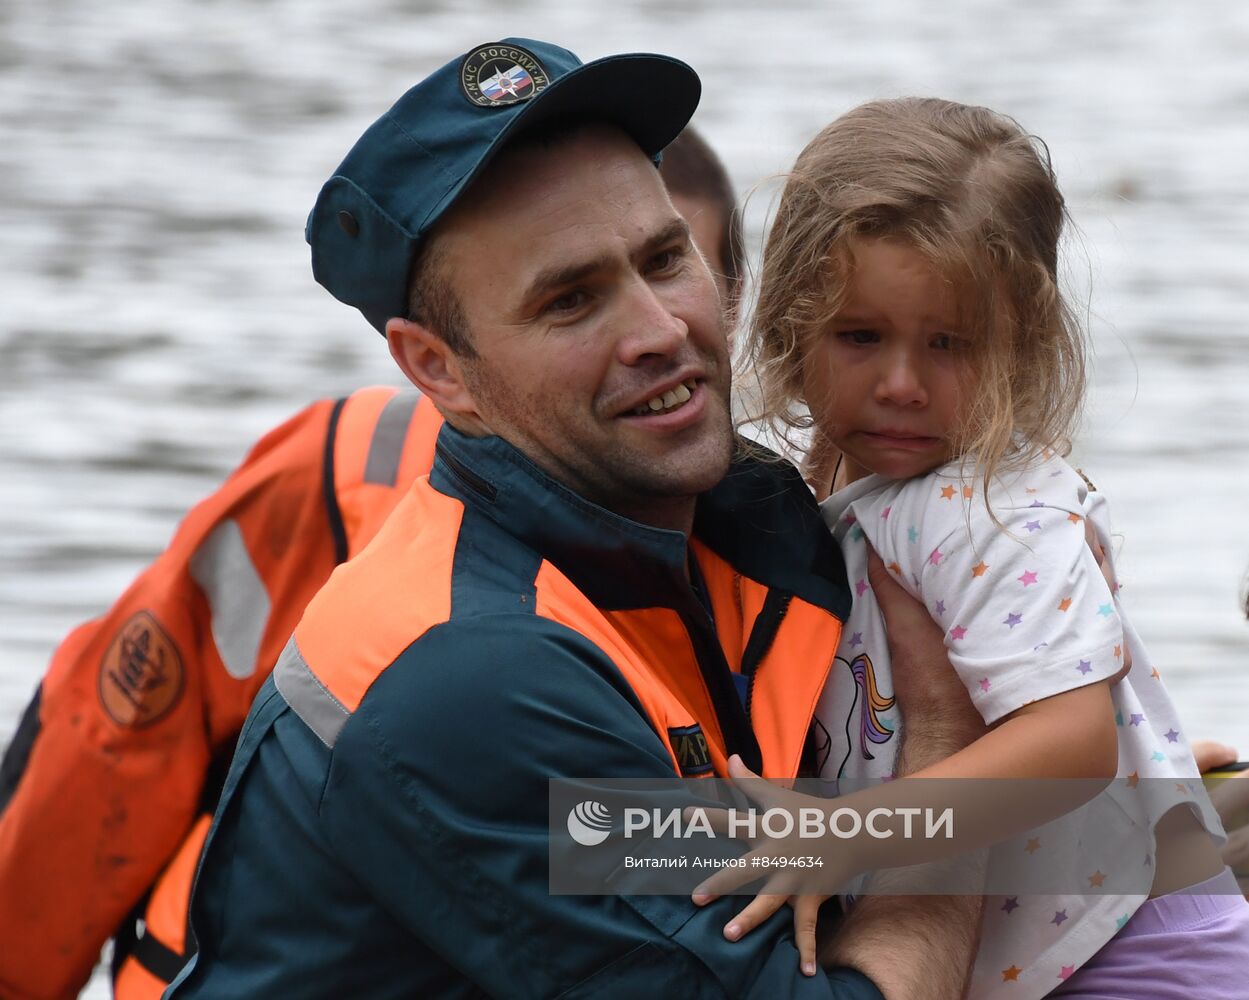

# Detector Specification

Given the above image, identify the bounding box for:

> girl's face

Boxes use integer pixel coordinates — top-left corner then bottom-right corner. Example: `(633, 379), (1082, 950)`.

(802, 237), (975, 487)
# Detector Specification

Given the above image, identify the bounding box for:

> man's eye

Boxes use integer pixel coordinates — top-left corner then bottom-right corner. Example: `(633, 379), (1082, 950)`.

(545, 291), (588, 315)
(838, 329), (878, 345)
(647, 248), (681, 273)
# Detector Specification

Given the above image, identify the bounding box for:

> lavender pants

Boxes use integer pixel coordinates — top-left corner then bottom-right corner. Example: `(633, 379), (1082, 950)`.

(1049, 868), (1249, 999)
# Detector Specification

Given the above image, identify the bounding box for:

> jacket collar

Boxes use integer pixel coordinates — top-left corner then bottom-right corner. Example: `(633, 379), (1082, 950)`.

(431, 424), (849, 617)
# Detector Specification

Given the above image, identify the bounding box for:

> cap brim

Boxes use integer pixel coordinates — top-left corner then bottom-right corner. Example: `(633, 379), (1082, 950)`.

(503, 52), (701, 158)
(428, 53), (700, 231)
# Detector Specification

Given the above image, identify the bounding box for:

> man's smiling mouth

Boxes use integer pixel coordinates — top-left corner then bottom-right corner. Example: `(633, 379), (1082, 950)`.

(630, 378), (699, 416)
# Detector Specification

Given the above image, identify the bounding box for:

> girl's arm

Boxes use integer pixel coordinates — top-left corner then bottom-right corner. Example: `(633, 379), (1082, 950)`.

(698, 681), (1117, 905)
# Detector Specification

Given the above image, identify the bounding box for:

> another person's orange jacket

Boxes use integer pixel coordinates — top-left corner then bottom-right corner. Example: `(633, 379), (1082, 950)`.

(0, 386), (441, 1000)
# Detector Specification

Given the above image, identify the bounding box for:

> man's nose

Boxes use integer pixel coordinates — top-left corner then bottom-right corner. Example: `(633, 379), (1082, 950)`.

(615, 280), (689, 365)
(874, 353), (928, 407)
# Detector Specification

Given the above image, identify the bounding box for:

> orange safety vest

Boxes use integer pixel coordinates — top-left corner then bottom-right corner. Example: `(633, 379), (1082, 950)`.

(0, 387), (440, 1000)
(288, 425), (847, 786)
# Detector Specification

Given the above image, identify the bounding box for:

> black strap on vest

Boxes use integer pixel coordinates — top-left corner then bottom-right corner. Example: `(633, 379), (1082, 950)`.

(322, 396), (350, 565)
(129, 924), (190, 984)
(0, 684), (41, 816)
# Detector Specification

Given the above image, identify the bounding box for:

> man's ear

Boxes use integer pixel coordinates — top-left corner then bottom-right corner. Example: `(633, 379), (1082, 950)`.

(385, 318), (479, 419)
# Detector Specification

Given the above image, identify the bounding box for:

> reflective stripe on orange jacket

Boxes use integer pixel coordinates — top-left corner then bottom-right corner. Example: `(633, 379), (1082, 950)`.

(0, 386), (439, 1000)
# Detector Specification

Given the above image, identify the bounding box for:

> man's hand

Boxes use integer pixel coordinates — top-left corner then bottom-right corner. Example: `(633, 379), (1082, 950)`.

(868, 547), (986, 771)
(823, 546), (985, 999)
(1193, 740), (1249, 890)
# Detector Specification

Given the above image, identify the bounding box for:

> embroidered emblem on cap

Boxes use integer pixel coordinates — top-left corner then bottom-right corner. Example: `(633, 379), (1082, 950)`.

(460, 43), (550, 107)
(98, 610), (185, 727)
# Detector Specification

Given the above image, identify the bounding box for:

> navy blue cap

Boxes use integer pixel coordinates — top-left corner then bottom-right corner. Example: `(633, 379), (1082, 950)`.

(307, 38), (701, 334)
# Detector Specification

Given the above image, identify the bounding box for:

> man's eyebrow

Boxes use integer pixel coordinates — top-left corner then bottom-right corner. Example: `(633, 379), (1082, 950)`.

(642, 217), (692, 257)
(521, 217), (693, 305)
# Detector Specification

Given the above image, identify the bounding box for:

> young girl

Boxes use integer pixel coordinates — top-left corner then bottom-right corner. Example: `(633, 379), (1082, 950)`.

(701, 98), (1246, 998)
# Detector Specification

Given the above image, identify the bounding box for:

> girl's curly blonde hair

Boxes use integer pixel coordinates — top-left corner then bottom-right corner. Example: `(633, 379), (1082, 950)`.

(742, 97), (1086, 494)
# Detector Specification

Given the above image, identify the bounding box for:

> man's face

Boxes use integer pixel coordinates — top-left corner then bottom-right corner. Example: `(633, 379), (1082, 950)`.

(437, 126), (733, 529)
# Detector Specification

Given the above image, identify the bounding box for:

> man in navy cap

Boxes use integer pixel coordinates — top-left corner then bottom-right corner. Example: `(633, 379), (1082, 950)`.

(166, 39), (982, 998)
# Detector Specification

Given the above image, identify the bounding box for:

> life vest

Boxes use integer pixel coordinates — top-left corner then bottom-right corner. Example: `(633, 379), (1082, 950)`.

(0, 387), (438, 1000)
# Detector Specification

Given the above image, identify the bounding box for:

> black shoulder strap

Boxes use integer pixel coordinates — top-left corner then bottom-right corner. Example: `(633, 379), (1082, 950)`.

(322, 397), (350, 565)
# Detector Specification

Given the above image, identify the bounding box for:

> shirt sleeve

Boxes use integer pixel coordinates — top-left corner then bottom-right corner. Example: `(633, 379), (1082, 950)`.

(324, 615), (883, 1000)
(876, 463), (1124, 724)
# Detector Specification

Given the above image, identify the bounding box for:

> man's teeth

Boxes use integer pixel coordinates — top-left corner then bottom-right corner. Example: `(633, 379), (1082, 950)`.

(633, 380), (696, 416)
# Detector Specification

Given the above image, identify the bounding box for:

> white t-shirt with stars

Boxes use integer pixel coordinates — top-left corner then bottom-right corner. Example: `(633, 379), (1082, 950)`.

(815, 452), (1223, 1000)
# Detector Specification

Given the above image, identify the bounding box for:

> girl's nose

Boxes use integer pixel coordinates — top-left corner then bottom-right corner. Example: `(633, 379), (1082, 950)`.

(874, 356), (928, 407)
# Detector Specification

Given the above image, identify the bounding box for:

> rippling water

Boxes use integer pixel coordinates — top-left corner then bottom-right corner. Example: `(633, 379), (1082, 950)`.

(3, 2), (1248, 993)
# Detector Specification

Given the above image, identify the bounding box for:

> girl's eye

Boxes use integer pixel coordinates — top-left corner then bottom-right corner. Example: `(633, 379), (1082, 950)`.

(838, 329), (878, 345)
(931, 333), (965, 351)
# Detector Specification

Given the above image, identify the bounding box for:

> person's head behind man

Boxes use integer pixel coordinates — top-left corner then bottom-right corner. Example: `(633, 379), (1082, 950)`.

(660, 126), (744, 322)
(307, 40), (733, 533)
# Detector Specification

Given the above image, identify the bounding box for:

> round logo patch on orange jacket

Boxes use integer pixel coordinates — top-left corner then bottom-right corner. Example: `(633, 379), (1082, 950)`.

(99, 611), (185, 727)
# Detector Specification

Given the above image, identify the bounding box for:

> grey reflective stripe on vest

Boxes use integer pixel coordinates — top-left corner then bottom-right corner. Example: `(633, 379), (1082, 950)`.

(188, 518), (271, 679)
(363, 390), (422, 486)
(273, 637), (351, 748)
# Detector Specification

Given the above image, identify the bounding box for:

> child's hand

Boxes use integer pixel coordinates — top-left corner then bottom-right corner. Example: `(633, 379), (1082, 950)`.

(690, 755), (835, 971)
(790, 893), (831, 976)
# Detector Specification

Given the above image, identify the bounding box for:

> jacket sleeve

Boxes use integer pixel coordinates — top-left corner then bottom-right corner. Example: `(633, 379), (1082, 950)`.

(324, 616), (885, 1000)
(0, 397), (349, 1000)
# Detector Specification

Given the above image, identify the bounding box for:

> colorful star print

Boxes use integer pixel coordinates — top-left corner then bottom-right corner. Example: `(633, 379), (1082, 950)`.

(1116, 914), (1130, 930)
(1024, 520), (1042, 532)
(1058, 598), (1072, 612)
(1097, 604), (1113, 617)
(1051, 910), (1068, 927)
(849, 632), (863, 649)
(1067, 512), (1082, 524)
(907, 526), (919, 543)
(929, 548), (944, 565)
(1004, 612), (1023, 629)
(881, 506), (891, 520)
(933, 600), (946, 616)
(1087, 870), (1106, 887)
(855, 578), (869, 596)
(1127, 772), (1139, 788)
(1001, 897), (1019, 914)
(940, 485), (956, 500)
(1018, 570), (1038, 586)
(1150, 667), (1161, 680)
(962, 485), (973, 499)
(1151, 751), (1166, 762)
(887, 561), (902, 576)
(1115, 711), (1124, 726)
(972, 561), (989, 577)
(979, 678), (991, 692)
(1002, 966), (1022, 982)
(1129, 713), (1145, 727)
(1076, 660), (1092, 675)
(850, 526), (864, 541)
(1164, 729), (1179, 743)
(1030, 499), (1046, 508)
(1058, 966), (1075, 980)
(950, 624), (967, 640)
